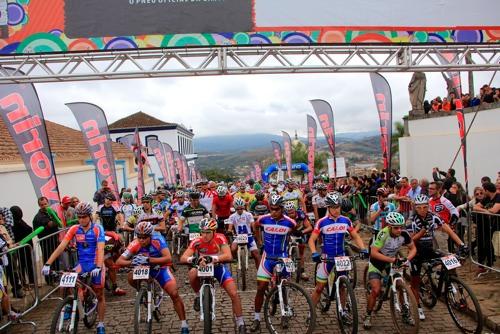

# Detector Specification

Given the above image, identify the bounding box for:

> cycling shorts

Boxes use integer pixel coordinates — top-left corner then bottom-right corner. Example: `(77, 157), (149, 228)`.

(75, 263), (106, 288)
(257, 253), (290, 282)
(231, 235), (258, 252)
(151, 267), (174, 288)
(315, 257), (347, 284)
(367, 262), (390, 281)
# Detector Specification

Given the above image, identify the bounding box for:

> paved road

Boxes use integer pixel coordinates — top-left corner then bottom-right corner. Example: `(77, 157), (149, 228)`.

(10, 256), (475, 334)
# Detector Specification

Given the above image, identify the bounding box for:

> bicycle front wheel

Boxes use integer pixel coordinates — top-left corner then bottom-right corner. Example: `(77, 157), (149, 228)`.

(263, 281), (316, 334)
(202, 285), (213, 334)
(445, 276), (483, 334)
(50, 296), (78, 334)
(336, 276), (359, 334)
(134, 288), (152, 334)
(389, 279), (419, 334)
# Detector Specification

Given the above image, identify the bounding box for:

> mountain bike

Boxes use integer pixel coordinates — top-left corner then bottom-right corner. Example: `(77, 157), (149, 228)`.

(49, 271), (98, 334)
(288, 235), (303, 283)
(314, 255), (359, 334)
(263, 257), (316, 334)
(365, 262), (419, 334)
(412, 252), (483, 334)
(132, 265), (164, 334)
(234, 233), (250, 291)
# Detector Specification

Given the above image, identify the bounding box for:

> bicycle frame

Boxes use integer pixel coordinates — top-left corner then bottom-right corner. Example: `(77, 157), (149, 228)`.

(237, 242), (248, 271)
(386, 265), (410, 313)
(272, 258), (295, 317)
(422, 256), (461, 298)
(320, 256), (356, 314)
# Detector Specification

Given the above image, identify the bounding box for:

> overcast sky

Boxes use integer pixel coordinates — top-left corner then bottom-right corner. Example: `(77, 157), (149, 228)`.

(34, 71), (499, 138)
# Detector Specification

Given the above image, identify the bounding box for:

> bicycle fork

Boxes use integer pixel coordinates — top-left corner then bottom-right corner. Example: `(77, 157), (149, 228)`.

(277, 280), (292, 317)
(237, 246), (248, 271)
(199, 284), (216, 321)
(391, 277), (409, 313)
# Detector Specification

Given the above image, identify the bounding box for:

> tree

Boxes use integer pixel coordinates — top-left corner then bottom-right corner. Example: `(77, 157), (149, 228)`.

(201, 168), (235, 182)
(391, 121), (405, 168)
(290, 140), (330, 174)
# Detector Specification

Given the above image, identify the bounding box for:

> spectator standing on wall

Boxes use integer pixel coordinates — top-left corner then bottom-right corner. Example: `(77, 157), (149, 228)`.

(93, 180), (116, 206)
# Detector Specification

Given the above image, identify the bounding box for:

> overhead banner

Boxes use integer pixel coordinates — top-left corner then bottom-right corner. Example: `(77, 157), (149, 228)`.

(271, 141), (283, 170)
(162, 143), (176, 185)
(0, 71), (62, 212)
(133, 128), (145, 201)
(148, 138), (169, 184)
(1, 1), (498, 56)
(369, 73), (393, 182)
(282, 131), (293, 179)
(310, 99), (337, 178)
(66, 102), (120, 200)
(306, 115), (317, 188)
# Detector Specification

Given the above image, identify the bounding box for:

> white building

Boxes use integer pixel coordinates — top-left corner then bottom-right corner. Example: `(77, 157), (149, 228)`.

(399, 104), (500, 190)
(108, 111), (197, 186)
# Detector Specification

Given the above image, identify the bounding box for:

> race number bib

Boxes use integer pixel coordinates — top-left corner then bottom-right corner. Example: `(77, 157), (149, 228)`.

(133, 266), (150, 280)
(189, 233), (200, 241)
(60, 272), (78, 288)
(235, 234), (248, 244)
(197, 263), (214, 277)
(282, 258), (296, 273)
(441, 255), (461, 270)
(334, 256), (352, 271)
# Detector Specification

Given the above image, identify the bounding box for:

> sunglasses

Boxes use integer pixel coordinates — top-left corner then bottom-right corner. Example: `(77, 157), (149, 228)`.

(270, 207), (282, 211)
(137, 235), (150, 240)
(475, 192), (484, 196)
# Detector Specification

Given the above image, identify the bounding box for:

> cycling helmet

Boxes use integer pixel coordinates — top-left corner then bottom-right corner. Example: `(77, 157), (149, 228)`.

(216, 186), (227, 197)
(234, 197), (246, 209)
(255, 190), (265, 201)
(269, 194), (284, 207)
(285, 178), (295, 185)
(341, 198), (353, 212)
(135, 221), (154, 235)
(189, 191), (201, 199)
(133, 206), (143, 216)
(325, 192), (342, 207)
(283, 201), (296, 212)
(75, 202), (93, 217)
(200, 218), (217, 231)
(376, 187), (389, 197)
(122, 192), (132, 200)
(141, 194), (153, 202)
(386, 212), (406, 227)
(315, 183), (327, 190)
(175, 190), (185, 198)
(414, 194), (429, 205)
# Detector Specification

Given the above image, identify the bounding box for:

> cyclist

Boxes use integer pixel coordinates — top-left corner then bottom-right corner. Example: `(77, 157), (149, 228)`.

(178, 192), (210, 235)
(309, 193), (368, 305)
(312, 183), (328, 221)
(228, 198), (261, 269)
(212, 185), (234, 234)
(409, 194), (466, 320)
(234, 184), (254, 210)
(249, 190), (270, 218)
(42, 202), (108, 334)
(428, 181), (460, 252)
(250, 194), (297, 332)
(283, 201), (313, 280)
(153, 189), (171, 216)
(282, 179), (307, 212)
(267, 180), (280, 197)
(363, 212), (417, 330)
(137, 194), (166, 235)
(180, 219), (247, 334)
(369, 187), (396, 236)
(341, 197), (362, 232)
(166, 191), (190, 223)
(118, 192), (136, 245)
(116, 221), (189, 334)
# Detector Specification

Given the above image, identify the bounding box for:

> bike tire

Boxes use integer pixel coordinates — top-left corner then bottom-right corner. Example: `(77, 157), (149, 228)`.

(290, 247), (301, 283)
(345, 247), (357, 289)
(420, 271), (437, 308)
(202, 285), (213, 334)
(336, 276), (359, 334)
(241, 248), (247, 291)
(263, 282), (316, 334)
(389, 280), (419, 334)
(134, 288), (152, 334)
(82, 293), (98, 328)
(50, 295), (78, 334)
(445, 276), (483, 334)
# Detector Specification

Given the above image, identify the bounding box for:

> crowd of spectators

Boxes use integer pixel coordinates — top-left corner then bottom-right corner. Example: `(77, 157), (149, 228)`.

(423, 84), (500, 114)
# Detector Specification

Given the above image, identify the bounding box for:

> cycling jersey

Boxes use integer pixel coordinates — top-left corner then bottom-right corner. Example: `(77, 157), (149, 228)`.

(429, 195), (458, 225)
(282, 189), (302, 209)
(64, 223), (105, 268)
(212, 194), (233, 218)
(119, 203), (136, 221)
(410, 212), (443, 251)
(369, 227), (411, 273)
(228, 211), (254, 235)
(180, 204), (210, 233)
(97, 204), (120, 231)
(313, 215), (353, 257)
(369, 201), (396, 231)
(249, 199), (269, 216)
(137, 209), (164, 228)
(168, 201), (190, 218)
(153, 199), (170, 213)
(234, 191), (254, 204)
(312, 194), (327, 218)
(255, 214), (296, 257)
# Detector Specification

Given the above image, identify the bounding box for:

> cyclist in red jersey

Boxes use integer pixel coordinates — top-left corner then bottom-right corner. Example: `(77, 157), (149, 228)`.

(428, 182), (459, 252)
(212, 185), (234, 234)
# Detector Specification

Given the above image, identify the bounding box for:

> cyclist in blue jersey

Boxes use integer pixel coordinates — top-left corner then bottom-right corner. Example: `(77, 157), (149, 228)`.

(309, 193), (368, 306)
(42, 202), (107, 334)
(116, 221), (189, 334)
(250, 194), (297, 332)
(166, 191), (190, 224)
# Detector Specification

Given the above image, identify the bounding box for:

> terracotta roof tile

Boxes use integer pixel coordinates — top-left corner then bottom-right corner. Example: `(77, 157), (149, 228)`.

(0, 118), (132, 163)
(108, 111), (175, 130)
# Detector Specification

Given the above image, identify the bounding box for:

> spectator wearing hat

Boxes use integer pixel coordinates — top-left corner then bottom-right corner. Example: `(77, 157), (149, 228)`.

(61, 195), (76, 224)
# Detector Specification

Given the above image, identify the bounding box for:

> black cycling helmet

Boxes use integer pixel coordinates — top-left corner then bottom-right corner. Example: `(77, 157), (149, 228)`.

(189, 191), (201, 199)
(255, 190), (265, 201)
(141, 194), (153, 202)
(269, 194), (284, 207)
(341, 198), (353, 212)
(325, 192), (342, 207)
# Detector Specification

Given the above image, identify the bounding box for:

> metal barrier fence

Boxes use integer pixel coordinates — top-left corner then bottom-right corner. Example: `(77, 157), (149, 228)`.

(469, 211), (500, 273)
(0, 243), (38, 332)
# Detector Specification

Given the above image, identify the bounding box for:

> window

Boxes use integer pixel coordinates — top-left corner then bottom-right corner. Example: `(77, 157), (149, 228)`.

(145, 135), (158, 156)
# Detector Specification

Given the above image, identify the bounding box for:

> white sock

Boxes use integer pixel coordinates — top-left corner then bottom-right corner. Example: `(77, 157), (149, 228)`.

(97, 322), (104, 328)
(181, 320), (188, 328)
(254, 312), (261, 321)
(236, 316), (244, 326)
